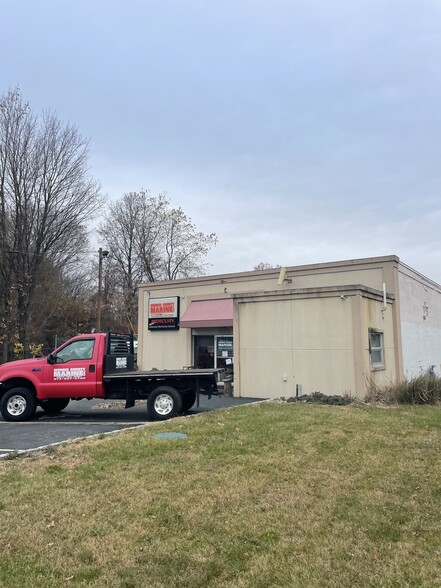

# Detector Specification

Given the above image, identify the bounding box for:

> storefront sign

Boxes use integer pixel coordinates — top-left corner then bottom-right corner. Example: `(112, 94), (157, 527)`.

(148, 297), (180, 330)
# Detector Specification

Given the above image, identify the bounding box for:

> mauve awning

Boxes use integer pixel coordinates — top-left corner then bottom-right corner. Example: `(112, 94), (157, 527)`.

(180, 299), (233, 328)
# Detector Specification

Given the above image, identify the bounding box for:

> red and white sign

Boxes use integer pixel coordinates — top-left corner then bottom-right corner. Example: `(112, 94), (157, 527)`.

(148, 297), (180, 330)
(54, 367), (86, 381)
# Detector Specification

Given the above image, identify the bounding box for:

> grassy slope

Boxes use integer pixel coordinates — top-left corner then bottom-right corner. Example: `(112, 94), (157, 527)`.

(1, 402), (441, 587)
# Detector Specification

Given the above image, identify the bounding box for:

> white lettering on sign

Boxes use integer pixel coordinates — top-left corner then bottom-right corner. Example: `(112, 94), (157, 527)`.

(54, 367), (86, 381)
(116, 357), (127, 369)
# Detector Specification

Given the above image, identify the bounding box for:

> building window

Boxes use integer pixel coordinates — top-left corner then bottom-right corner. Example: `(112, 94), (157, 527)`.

(369, 329), (384, 368)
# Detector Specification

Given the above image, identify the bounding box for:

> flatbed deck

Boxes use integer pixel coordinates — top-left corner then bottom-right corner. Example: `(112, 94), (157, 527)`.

(104, 368), (223, 380)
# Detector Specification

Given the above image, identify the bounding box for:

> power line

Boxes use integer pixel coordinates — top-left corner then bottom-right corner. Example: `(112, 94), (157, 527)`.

(0, 248), (103, 257)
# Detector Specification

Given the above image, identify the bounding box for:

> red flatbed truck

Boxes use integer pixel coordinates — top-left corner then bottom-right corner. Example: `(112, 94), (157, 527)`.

(0, 332), (222, 422)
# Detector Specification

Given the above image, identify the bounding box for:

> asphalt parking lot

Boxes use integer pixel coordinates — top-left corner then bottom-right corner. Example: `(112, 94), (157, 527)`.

(0, 395), (263, 458)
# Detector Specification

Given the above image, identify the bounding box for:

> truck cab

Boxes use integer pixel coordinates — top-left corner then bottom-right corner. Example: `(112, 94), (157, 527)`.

(0, 333), (109, 420)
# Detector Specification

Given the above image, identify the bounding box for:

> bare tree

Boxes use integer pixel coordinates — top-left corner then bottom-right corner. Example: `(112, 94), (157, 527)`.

(0, 88), (102, 359)
(161, 206), (217, 280)
(99, 190), (217, 331)
(31, 252), (98, 343)
(253, 262), (281, 270)
(98, 191), (164, 329)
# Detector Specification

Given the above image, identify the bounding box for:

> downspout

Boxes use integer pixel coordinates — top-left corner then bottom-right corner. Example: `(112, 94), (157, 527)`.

(381, 282), (387, 317)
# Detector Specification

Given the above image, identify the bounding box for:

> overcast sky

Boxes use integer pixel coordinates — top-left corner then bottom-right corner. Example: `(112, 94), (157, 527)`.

(2, 0), (441, 281)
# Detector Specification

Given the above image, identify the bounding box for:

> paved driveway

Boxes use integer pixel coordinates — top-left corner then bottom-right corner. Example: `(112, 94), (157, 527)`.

(0, 395), (262, 458)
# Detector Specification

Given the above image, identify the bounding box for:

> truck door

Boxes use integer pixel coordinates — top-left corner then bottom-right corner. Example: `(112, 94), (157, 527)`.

(41, 338), (98, 399)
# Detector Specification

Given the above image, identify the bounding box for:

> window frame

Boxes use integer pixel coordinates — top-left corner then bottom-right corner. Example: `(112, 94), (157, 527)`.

(369, 328), (385, 370)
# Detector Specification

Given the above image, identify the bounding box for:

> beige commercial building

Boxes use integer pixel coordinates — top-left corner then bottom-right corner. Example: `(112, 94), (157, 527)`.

(137, 255), (441, 400)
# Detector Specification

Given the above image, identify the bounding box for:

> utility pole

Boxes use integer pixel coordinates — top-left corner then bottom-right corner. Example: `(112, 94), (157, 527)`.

(97, 248), (109, 332)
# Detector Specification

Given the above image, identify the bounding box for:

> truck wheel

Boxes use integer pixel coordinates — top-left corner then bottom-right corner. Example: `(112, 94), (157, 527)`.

(0, 387), (37, 422)
(40, 398), (70, 414)
(182, 390), (196, 412)
(147, 386), (183, 420)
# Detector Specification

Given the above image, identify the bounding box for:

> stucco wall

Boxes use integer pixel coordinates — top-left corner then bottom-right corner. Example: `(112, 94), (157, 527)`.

(140, 323), (191, 371)
(398, 267), (441, 378)
(236, 296), (357, 399)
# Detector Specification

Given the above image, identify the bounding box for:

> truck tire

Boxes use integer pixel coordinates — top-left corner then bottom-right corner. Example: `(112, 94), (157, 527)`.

(182, 390), (196, 412)
(147, 386), (183, 421)
(40, 398), (70, 414)
(0, 387), (37, 422)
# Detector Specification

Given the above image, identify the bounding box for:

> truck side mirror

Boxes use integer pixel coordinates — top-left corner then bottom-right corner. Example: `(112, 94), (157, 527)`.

(47, 353), (56, 364)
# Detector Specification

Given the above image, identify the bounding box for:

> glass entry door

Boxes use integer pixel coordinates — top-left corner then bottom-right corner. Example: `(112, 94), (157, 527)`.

(193, 335), (234, 376)
(193, 335), (215, 369)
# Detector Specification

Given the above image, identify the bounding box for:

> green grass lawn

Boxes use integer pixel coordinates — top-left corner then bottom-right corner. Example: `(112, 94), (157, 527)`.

(1, 402), (441, 587)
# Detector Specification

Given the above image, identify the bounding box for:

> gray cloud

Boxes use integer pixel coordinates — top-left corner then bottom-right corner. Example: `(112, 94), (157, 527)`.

(2, 0), (441, 280)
